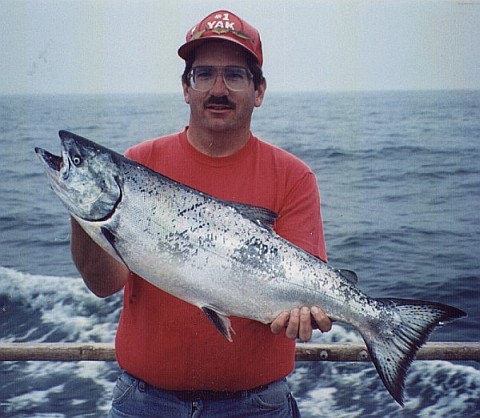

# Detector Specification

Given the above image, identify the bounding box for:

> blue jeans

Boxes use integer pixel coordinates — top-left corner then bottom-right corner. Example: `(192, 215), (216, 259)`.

(107, 371), (301, 417)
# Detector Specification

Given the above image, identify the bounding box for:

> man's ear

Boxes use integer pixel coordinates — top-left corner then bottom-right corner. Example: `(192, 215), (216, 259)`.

(182, 82), (190, 104)
(254, 79), (267, 108)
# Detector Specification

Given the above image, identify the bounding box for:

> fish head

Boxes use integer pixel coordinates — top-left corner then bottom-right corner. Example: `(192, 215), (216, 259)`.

(35, 130), (122, 221)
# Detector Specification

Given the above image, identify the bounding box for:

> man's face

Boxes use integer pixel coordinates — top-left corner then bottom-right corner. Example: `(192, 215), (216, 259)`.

(183, 41), (265, 134)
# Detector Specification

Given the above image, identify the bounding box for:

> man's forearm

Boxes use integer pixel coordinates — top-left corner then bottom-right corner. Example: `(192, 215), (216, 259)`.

(70, 217), (128, 297)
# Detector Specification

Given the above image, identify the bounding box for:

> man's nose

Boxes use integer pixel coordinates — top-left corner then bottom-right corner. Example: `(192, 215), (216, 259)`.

(210, 73), (229, 96)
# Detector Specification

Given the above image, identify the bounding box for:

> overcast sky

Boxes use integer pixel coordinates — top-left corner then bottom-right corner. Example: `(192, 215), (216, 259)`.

(2, 0), (480, 95)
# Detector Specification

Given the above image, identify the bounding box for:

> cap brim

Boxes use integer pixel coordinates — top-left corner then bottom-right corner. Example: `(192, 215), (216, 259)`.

(178, 36), (259, 64)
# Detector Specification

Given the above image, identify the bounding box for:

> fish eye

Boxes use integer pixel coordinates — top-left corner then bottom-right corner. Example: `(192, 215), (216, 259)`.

(72, 155), (82, 166)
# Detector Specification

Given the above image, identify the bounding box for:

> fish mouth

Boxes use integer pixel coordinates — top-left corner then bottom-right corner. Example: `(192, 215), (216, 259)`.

(35, 147), (64, 172)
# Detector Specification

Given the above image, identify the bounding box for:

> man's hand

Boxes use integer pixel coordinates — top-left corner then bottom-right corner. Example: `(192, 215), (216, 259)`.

(270, 306), (332, 342)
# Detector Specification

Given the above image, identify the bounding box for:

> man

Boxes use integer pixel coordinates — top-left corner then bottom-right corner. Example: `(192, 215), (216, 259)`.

(71, 10), (332, 417)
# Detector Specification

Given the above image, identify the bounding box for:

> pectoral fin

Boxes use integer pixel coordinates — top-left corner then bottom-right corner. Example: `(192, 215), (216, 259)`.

(201, 306), (235, 342)
(101, 226), (130, 270)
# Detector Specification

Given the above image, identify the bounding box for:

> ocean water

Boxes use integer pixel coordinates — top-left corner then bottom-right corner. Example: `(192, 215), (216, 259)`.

(1, 90), (479, 417)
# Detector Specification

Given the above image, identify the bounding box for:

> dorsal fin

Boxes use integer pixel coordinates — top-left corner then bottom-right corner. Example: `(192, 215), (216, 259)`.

(230, 202), (278, 230)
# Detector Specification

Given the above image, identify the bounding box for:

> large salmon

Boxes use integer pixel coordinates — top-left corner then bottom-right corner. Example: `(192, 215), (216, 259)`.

(35, 130), (466, 405)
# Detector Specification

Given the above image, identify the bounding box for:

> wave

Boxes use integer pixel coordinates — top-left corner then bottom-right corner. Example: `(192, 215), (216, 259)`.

(293, 360), (480, 417)
(0, 266), (121, 343)
(293, 329), (480, 417)
(0, 266), (121, 417)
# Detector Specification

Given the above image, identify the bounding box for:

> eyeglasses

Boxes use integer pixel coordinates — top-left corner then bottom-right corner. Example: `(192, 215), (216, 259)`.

(189, 66), (253, 92)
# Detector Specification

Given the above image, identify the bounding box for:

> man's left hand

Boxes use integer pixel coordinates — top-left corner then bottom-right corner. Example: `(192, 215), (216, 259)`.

(270, 306), (332, 342)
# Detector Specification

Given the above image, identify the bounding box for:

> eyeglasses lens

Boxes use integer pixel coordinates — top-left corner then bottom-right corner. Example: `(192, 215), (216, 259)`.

(190, 66), (252, 92)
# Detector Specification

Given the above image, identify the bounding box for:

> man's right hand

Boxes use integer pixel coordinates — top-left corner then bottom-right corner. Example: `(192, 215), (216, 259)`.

(270, 306), (332, 342)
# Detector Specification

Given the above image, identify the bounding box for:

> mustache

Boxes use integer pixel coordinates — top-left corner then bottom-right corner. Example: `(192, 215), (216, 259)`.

(204, 96), (236, 109)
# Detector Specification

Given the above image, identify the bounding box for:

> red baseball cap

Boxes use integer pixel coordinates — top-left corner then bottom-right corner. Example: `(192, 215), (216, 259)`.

(178, 10), (263, 67)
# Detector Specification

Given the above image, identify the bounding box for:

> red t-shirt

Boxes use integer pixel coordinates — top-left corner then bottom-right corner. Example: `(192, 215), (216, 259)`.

(115, 128), (327, 391)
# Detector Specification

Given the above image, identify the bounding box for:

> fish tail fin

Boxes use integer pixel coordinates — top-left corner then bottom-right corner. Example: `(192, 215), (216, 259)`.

(361, 298), (466, 406)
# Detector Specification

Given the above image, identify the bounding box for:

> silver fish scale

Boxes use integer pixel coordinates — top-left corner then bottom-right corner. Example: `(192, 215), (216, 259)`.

(102, 161), (361, 322)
